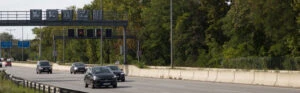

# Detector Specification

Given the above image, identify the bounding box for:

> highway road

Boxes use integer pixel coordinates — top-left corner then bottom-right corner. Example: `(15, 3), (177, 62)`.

(1, 66), (300, 93)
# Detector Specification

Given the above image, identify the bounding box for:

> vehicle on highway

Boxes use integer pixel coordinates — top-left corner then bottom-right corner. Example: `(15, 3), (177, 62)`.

(36, 60), (52, 74)
(3, 60), (12, 67)
(7, 58), (14, 62)
(106, 65), (125, 82)
(70, 62), (86, 74)
(84, 66), (117, 89)
(0, 61), (2, 68)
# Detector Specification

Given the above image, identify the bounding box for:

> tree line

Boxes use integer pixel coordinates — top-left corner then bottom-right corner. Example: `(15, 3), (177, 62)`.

(23, 0), (299, 70)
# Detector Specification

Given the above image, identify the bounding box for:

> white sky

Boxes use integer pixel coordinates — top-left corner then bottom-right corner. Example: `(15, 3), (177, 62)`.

(0, 0), (94, 40)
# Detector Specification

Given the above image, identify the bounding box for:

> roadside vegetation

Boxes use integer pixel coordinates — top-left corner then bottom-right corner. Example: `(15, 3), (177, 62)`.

(0, 71), (37, 93)
(0, 0), (299, 70)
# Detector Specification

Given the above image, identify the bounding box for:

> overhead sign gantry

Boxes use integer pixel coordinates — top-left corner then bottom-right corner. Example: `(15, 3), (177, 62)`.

(0, 9), (129, 64)
(0, 9), (127, 26)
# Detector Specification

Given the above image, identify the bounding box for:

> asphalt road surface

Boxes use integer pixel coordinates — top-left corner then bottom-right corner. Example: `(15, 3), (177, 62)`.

(1, 66), (300, 93)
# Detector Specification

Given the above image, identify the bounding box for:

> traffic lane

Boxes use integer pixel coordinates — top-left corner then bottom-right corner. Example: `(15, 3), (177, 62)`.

(2, 66), (300, 93)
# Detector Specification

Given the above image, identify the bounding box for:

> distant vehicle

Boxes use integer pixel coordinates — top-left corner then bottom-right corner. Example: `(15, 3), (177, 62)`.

(84, 66), (117, 89)
(3, 60), (12, 67)
(0, 61), (2, 68)
(0, 58), (4, 61)
(70, 62), (86, 74)
(107, 65), (125, 82)
(36, 60), (52, 74)
(7, 58), (14, 62)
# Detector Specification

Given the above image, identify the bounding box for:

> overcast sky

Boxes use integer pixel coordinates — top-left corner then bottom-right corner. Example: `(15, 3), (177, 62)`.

(0, 0), (93, 40)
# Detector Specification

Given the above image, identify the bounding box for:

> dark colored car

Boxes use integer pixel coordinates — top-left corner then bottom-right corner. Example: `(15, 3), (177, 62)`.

(70, 62), (86, 74)
(107, 66), (125, 82)
(84, 66), (117, 89)
(36, 60), (52, 74)
(0, 61), (2, 68)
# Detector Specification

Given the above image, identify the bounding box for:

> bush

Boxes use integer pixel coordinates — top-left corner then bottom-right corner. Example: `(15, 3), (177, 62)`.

(221, 57), (300, 70)
(131, 60), (148, 68)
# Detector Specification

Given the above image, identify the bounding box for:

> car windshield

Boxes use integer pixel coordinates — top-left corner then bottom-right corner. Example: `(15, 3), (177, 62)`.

(74, 63), (85, 66)
(40, 62), (50, 66)
(108, 66), (120, 70)
(93, 67), (112, 74)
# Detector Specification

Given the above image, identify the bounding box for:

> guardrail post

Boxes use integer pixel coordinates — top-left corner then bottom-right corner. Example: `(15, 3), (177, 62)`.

(30, 82), (32, 89)
(26, 81), (29, 88)
(43, 85), (45, 93)
(34, 82), (36, 92)
(48, 86), (50, 93)
(53, 87), (56, 93)
(38, 83), (41, 93)
(23, 80), (25, 88)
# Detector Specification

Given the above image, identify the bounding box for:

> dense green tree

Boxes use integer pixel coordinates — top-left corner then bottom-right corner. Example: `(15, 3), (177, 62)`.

(23, 0), (299, 70)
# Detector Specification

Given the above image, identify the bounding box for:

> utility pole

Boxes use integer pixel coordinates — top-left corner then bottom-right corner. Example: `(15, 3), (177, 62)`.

(100, 0), (103, 66)
(6, 29), (15, 58)
(39, 26), (42, 60)
(170, 0), (174, 68)
(63, 28), (65, 63)
(137, 40), (140, 63)
(22, 26), (24, 61)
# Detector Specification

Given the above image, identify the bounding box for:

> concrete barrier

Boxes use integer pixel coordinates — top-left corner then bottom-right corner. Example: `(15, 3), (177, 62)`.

(53, 63), (70, 71)
(287, 71), (300, 87)
(180, 70), (194, 80)
(216, 69), (235, 83)
(206, 69), (218, 82)
(275, 71), (290, 87)
(13, 63), (36, 68)
(234, 70), (254, 84)
(193, 70), (208, 81)
(12, 62), (300, 88)
(253, 71), (277, 86)
(168, 69), (181, 80)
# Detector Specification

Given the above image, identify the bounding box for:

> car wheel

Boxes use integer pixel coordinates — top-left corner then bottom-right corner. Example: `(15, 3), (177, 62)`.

(50, 71), (52, 74)
(121, 78), (125, 82)
(74, 72), (76, 74)
(85, 83), (88, 88)
(70, 71), (73, 74)
(113, 84), (117, 88)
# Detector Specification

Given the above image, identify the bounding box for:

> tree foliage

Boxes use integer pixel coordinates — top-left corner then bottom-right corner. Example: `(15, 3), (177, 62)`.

(22, 0), (299, 70)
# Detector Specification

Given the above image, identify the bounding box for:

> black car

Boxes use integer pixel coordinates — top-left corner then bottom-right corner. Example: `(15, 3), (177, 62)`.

(36, 60), (52, 74)
(70, 62), (86, 74)
(107, 66), (125, 82)
(84, 66), (117, 88)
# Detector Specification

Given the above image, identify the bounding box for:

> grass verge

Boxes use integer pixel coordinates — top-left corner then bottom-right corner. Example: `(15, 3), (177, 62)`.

(0, 71), (38, 93)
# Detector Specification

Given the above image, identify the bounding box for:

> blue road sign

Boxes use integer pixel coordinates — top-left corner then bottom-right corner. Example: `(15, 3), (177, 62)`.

(18, 41), (30, 48)
(1, 41), (12, 48)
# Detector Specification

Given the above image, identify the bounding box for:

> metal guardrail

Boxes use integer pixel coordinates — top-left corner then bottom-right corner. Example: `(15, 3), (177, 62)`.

(0, 70), (86, 93)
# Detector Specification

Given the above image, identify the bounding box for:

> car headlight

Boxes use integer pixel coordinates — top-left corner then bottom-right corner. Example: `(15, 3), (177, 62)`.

(120, 72), (125, 75)
(112, 75), (117, 78)
(74, 67), (78, 70)
(39, 67), (43, 69)
(93, 76), (98, 80)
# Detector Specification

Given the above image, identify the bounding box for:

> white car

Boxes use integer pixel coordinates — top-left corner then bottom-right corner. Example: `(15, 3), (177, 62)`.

(7, 58), (14, 62)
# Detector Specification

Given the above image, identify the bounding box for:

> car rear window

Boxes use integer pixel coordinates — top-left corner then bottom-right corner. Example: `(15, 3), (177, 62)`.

(74, 63), (85, 66)
(93, 67), (112, 74)
(40, 62), (50, 66)
(108, 66), (120, 70)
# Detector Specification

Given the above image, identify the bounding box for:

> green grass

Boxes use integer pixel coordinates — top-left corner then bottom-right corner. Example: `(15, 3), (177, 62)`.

(0, 71), (39, 93)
